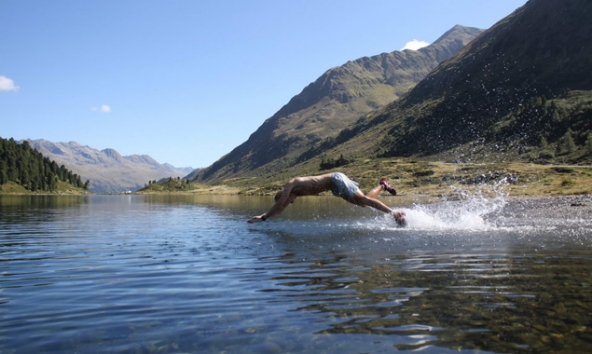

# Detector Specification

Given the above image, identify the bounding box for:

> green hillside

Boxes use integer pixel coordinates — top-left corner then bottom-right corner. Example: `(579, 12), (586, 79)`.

(193, 25), (483, 183)
(179, 0), (592, 197)
(320, 0), (592, 165)
(0, 137), (89, 194)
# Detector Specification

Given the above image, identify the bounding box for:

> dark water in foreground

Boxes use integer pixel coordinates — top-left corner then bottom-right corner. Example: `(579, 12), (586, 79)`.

(1, 193), (591, 353)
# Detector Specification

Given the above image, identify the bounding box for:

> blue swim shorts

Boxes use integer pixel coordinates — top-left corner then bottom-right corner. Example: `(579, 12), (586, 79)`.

(331, 172), (360, 201)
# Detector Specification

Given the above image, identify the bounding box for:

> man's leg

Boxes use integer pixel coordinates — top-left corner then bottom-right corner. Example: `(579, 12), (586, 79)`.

(365, 184), (383, 199)
(365, 178), (397, 199)
(349, 190), (406, 225)
(350, 190), (391, 213)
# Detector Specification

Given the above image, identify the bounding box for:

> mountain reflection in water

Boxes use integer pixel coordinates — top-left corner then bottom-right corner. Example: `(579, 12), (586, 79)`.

(0, 193), (591, 353)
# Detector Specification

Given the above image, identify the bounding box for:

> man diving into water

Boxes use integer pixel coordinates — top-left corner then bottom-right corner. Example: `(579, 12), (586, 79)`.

(247, 172), (406, 226)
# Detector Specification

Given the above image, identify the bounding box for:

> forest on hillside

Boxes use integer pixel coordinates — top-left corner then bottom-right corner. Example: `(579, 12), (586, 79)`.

(0, 137), (88, 192)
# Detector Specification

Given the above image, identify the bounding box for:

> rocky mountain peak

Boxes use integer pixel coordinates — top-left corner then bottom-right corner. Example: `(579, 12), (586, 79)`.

(27, 139), (193, 193)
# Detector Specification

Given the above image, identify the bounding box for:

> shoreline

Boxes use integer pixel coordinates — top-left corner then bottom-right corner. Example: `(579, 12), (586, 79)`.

(3, 161), (591, 198)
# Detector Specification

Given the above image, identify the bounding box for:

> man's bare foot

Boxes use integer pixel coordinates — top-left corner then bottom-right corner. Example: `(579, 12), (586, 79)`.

(380, 178), (397, 196)
(392, 211), (407, 226)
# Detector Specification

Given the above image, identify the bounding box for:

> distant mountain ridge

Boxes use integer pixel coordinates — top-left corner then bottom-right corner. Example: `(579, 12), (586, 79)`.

(194, 25), (483, 182)
(27, 139), (194, 193)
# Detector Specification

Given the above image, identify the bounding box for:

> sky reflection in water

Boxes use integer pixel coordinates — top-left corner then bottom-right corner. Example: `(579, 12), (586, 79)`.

(0, 193), (591, 353)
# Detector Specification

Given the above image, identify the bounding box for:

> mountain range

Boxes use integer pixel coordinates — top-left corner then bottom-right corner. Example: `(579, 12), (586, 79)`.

(192, 0), (592, 184)
(16, 0), (591, 195)
(27, 139), (193, 193)
(191, 25), (483, 182)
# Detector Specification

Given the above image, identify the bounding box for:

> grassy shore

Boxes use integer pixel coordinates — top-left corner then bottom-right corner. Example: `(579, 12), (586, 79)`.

(138, 161), (592, 198)
(0, 181), (90, 195)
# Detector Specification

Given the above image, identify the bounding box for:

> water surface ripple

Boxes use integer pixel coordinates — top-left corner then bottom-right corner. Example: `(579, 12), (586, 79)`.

(1, 194), (591, 353)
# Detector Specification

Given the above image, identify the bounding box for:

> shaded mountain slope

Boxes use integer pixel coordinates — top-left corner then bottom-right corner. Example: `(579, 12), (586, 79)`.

(195, 25), (482, 182)
(303, 0), (592, 166)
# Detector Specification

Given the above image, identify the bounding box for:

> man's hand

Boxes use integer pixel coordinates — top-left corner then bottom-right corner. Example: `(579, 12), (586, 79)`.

(247, 215), (265, 223)
(392, 211), (407, 227)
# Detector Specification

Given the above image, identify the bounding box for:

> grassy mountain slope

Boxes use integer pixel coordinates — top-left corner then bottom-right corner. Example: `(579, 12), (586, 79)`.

(301, 0), (592, 167)
(175, 0), (592, 197)
(195, 25), (482, 182)
(0, 137), (88, 194)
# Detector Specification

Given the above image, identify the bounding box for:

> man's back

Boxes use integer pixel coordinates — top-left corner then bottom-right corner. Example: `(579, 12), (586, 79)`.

(288, 173), (333, 196)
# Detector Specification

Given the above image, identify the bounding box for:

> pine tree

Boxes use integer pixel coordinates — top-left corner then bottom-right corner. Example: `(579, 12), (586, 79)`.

(0, 136), (86, 192)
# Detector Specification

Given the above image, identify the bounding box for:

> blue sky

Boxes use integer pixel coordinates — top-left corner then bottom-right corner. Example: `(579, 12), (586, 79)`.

(1, 0), (527, 168)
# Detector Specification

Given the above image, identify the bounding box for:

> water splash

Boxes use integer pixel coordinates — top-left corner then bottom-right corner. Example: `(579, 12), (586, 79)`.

(392, 181), (508, 232)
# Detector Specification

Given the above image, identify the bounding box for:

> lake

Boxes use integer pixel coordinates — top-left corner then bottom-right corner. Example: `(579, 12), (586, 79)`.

(1, 191), (591, 353)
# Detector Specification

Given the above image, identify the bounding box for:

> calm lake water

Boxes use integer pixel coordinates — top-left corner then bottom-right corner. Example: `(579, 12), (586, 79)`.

(1, 192), (591, 353)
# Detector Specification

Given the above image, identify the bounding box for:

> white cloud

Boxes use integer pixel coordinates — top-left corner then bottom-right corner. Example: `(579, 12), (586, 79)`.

(92, 104), (111, 113)
(401, 39), (430, 51)
(0, 76), (19, 91)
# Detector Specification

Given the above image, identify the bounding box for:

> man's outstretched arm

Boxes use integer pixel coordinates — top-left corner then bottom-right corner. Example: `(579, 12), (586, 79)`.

(247, 183), (294, 223)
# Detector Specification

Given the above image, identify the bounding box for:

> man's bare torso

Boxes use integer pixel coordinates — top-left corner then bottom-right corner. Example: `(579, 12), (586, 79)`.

(287, 173), (333, 196)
